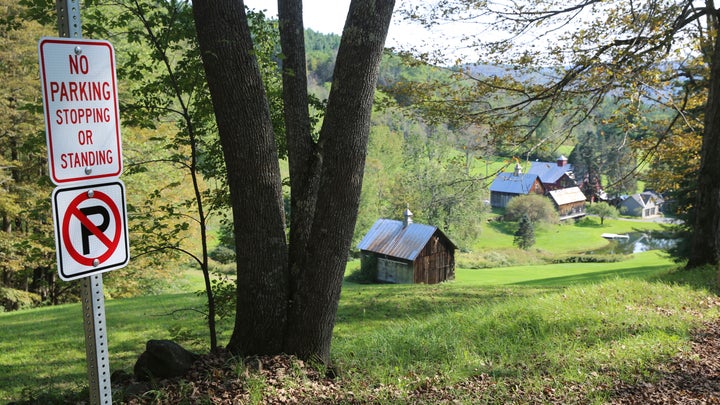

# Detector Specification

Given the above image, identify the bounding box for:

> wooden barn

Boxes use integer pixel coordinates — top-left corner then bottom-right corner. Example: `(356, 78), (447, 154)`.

(489, 163), (546, 208)
(527, 155), (577, 191)
(548, 186), (587, 220)
(356, 209), (456, 284)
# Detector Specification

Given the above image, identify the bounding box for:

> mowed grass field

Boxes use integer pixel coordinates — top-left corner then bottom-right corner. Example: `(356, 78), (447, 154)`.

(2, 217), (717, 403)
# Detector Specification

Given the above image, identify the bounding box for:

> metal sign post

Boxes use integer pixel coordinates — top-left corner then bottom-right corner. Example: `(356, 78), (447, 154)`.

(56, 0), (82, 38)
(81, 275), (112, 404)
(52, 1), (113, 403)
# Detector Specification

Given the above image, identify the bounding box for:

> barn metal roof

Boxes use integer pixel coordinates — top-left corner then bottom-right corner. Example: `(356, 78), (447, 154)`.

(489, 172), (541, 194)
(527, 161), (574, 184)
(357, 219), (448, 261)
(548, 187), (586, 205)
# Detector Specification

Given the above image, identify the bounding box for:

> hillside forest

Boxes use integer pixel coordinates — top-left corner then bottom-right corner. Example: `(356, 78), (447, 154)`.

(0, 0), (696, 313)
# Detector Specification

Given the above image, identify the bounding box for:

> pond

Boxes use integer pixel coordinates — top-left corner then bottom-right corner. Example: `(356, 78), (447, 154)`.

(587, 232), (676, 255)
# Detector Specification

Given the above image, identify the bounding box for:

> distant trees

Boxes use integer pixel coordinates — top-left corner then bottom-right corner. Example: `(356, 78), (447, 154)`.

(586, 202), (619, 225)
(504, 194), (558, 225)
(0, 0), (60, 306)
(398, 0), (720, 271)
(570, 124), (638, 198)
(358, 117), (488, 248)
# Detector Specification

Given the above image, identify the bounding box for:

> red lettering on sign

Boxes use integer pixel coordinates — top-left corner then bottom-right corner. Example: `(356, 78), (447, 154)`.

(60, 150), (114, 169)
(49, 81), (112, 102)
(68, 54), (89, 74)
(55, 107), (111, 125)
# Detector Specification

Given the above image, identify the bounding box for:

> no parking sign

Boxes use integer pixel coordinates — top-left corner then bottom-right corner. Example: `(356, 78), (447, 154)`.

(38, 37), (123, 185)
(52, 181), (129, 281)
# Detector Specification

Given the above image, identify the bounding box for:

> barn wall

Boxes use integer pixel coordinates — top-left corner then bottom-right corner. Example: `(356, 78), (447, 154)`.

(413, 235), (455, 284)
(557, 201), (586, 219)
(377, 258), (413, 284)
(491, 192), (514, 208)
(544, 174), (576, 191)
(530, 179), (545, 194)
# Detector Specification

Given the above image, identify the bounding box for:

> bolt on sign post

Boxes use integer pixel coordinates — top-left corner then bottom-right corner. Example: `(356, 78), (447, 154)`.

(38, 1), (130, 403)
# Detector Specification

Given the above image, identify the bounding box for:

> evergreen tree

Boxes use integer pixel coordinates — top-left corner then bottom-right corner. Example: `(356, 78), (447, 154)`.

(514, 214), (535, 250)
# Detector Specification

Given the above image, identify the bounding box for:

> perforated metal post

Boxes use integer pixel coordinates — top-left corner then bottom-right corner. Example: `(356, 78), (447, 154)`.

(55, 1), (112, 403)
(55, 0), (82, 38)
(81, 275), (112, 404)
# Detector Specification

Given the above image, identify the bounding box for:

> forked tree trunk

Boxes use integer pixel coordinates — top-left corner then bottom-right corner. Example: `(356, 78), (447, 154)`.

(193, 0), (289, 355)
(193, 0), (394, 363)
(279, 0), (395, 362)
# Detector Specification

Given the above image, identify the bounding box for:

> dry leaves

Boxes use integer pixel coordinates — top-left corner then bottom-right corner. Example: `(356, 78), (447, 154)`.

(119, 318), (720, 404)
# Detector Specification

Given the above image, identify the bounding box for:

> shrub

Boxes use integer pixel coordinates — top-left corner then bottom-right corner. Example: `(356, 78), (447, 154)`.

(0, 287), (42, 311)
(585, 202), (619, 225)
(457, 249), (547, 268)
(346, 255), (378, 284)
(552, 254), (625, 264)
(504, 194), (559, 224)
(209, 245), (236, 264)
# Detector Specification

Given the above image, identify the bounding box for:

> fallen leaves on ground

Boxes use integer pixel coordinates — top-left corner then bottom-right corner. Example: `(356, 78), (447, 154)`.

(119, 318), (720, 404)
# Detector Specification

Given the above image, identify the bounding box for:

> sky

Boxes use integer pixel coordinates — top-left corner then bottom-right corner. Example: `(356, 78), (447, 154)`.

(242, 0), (437, 51)
(243, 0), (351, 36)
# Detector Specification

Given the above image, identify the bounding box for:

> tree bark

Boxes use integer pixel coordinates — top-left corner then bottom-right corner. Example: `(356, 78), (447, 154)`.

(688, 17), (720, 269)
(281, 0), (395, 361)
(192, 0), (289, 355)
(278, 0), (321, 286)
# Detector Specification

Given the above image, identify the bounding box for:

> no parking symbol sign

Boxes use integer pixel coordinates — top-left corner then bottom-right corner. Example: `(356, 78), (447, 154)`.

(52, 181), (129, 281)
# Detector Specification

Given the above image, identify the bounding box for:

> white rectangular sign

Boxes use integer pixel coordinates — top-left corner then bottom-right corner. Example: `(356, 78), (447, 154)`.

(39, 37), (123, 185)
(52, 181), (130, 281)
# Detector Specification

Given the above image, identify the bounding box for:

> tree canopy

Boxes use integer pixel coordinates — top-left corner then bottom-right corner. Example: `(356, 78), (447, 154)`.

(1, 0), (62, 306)
(396, 0), (720, 269)
(586, 202), (619, 225)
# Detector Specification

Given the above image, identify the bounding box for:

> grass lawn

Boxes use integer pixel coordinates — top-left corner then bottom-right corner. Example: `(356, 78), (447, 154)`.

(2, 217), (715, 403)
(459, 250), (673, 286)
(474, 216), (666, 253)
(0, 292), (231, 403)
(331, 255), (718, 402)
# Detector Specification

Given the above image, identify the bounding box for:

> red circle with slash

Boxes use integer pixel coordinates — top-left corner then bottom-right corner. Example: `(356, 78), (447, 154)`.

(61, 190), (122, 266)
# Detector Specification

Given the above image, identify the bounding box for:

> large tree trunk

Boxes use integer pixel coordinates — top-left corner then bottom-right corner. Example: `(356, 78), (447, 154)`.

(688, 23), (720, 270)
(192, 0), (289, 355)
(193, 0), (394, 362)
(193, 0), (394, 363)
(280, 0), (395, 361)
